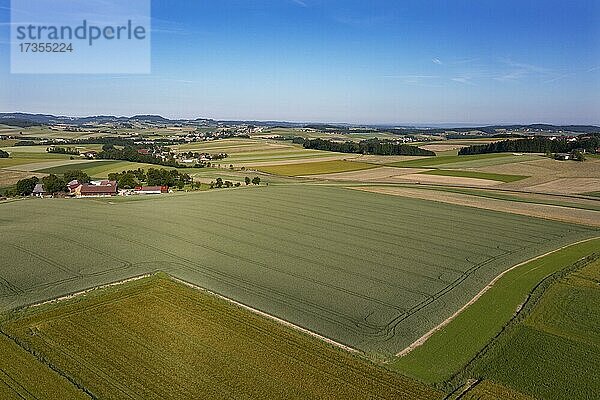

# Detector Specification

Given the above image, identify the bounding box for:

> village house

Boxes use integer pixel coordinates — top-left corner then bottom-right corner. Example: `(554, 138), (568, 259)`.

(74, 181), (118, 198)
(32, 183), (46, 197)
(134, 186), (169, 195)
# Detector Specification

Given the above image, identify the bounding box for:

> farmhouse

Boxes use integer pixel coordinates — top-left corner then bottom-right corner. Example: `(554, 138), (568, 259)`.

(134, 186), (169, 195)
(74, 181), (118, 197)
(67, 180), (81, 194)
(32, 183), (46, 197)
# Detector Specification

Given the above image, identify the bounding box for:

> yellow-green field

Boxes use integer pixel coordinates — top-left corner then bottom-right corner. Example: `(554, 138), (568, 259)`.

(1, 275), (442, 400)
(258, 160), (377, 176)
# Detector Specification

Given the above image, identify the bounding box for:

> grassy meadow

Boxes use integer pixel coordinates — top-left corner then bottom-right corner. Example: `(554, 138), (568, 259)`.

(1, 275), (442, 400)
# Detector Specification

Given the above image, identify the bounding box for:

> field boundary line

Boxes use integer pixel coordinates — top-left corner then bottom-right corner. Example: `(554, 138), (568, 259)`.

(395, 236), (600, 357)
(169, 276), (361, 354)
(28, 274), (153, 309)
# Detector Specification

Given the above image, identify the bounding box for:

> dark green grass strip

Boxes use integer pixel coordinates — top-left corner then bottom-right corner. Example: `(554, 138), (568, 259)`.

(386, 153), (511, 168)
(390, 238), (600, 384)
(38, 160), (121, 174)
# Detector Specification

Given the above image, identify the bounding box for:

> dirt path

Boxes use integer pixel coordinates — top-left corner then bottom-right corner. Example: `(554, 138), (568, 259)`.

(395, 237), (600, 357)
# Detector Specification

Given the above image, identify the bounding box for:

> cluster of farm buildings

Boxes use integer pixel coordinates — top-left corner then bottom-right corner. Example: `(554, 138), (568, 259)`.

(32, 180), (170, 198)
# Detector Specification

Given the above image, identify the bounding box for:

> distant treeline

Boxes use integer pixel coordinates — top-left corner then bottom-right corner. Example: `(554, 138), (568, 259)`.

(294, 138), (435, 156)
(459, 135), (600, 155)
(47, 147), (80, 155)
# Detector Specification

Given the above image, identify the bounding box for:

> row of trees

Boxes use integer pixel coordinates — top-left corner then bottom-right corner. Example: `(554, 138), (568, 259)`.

(295, 138), (436, 156)
(46, 147), (79, 155)
(211, 176), (260, 189)
(107, 168), (192, 189)
(12, 174), (70, 196)
(98, 144), (184, 168)
(458, 135), (600, 155)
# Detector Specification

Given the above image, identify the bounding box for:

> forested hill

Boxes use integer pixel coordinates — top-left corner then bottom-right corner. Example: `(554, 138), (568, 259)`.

(459, 134), (600, 155)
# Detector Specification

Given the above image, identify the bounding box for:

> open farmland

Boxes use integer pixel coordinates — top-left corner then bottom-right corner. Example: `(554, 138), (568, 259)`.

(0, 275), (442, 400)
(353, 186), (600, 227)
(469, 256), (600, 400)
(0, 334), (89, 399)
(391, 238), (600, 384)
(258, 160), (376, 176)
(173, 138), (346, 166)
(0, 186), (596, 357)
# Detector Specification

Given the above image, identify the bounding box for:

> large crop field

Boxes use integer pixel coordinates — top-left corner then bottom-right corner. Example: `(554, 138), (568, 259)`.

(0, 275), (441, 399)
(0, 185), (596, 357)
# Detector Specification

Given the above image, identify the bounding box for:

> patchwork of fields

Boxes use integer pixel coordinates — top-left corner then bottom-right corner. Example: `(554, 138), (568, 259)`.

(0, 186), (596, 356)
(0, 275), (441, 399)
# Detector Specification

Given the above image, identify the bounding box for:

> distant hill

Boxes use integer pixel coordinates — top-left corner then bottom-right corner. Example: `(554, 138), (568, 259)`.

(0, 113), (597, 134)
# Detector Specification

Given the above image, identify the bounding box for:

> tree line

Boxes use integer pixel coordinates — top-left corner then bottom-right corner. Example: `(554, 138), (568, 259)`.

(459, 135), (600, 155)
(294, 138), (435, 156)
(108, 168), (192, 189)
(97, 144), (185, 168)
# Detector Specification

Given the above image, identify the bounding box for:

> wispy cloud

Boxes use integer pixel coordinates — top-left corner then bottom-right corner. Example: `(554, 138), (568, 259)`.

(383, 75), (441, 87)
(291, 0), (307, 7)
(432, 58), (442, 65)
(451, 77), (475, 85)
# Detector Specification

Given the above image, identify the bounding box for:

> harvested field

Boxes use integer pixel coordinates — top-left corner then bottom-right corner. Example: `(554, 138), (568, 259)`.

(0, 170), (45, 186)
(353, 186), (600, 227)
(1, 275), (442, 400)
(479, 158), (600, 194)
(0, 185), (595, 356)
(526, 178), (600, 195)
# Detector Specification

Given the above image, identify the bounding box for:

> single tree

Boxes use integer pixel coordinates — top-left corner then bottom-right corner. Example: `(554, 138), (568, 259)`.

(252, 176), (261, 185)
(244, 176), (251, 185)
(15, 176), (39, 196)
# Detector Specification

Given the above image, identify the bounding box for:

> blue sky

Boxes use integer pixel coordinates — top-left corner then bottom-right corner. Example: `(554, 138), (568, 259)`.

(1, 0), (599, 124)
